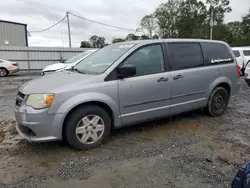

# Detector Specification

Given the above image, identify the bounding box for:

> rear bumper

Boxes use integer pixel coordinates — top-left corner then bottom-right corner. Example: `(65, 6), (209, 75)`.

(8, 67), (19, 74)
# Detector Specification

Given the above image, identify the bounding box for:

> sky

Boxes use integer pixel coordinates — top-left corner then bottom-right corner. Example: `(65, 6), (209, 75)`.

(0, 0), (249, 47)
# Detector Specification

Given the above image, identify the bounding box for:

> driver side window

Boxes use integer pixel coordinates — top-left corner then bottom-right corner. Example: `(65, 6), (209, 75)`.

(124, 44), (165, 76)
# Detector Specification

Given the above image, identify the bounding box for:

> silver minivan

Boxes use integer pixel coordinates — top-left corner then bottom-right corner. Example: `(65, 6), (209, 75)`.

(15, 39), (240, 150)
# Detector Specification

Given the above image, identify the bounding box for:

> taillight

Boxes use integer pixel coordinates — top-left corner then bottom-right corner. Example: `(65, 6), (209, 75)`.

(237, 65), (241, 77)
(12, 63), (18, 67)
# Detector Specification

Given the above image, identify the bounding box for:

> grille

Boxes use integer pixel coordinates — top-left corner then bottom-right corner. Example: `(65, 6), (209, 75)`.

(16, 92), (25, 107)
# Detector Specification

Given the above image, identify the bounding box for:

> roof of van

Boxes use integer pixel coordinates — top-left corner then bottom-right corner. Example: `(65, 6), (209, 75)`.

(232, 46), (250, 50)
(118, 39), (228, 45)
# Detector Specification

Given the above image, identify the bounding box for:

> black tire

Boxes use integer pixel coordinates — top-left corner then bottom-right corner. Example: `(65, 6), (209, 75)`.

(65, 105), (111, 150)
(0, 68), (8, 77)
(206, 87), (229, 117)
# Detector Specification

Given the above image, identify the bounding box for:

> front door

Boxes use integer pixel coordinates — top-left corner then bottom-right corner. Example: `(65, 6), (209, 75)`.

(118, 44), (171, 125)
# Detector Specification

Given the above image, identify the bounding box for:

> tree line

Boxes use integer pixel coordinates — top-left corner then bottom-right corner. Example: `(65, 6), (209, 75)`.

(80, 0), (250, 48)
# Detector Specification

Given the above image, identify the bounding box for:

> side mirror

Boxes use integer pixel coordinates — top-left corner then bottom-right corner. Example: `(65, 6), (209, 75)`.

(117, 64), (136, 78)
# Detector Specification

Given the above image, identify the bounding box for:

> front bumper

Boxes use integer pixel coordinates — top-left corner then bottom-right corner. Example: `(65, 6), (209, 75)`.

(15, 105), (64, 142)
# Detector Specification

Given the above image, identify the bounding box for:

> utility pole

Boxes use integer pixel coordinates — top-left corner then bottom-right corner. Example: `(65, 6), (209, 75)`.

(66, 11), (72, 48)
(210, 5), (214, 40)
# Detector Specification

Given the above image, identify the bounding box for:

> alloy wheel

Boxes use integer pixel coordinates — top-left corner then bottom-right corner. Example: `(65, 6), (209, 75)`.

(75, 115), (105, 144)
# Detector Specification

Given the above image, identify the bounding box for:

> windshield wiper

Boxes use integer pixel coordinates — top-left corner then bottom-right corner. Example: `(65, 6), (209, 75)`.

(69, 67), (85, 74)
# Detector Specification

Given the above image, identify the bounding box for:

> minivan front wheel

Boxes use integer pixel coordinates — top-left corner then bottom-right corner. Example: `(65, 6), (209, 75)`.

(65, 105), (111, 150)
(207, 87), (229, 117)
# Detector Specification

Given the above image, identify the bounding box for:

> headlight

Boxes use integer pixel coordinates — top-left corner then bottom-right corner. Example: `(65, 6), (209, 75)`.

(26, 94), (54, 109)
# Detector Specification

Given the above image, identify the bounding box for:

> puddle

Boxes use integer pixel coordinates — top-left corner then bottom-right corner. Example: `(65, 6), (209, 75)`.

(139, 119), (203, 138)
(39, 161), (51, 168)
(74, 151), (90, 158)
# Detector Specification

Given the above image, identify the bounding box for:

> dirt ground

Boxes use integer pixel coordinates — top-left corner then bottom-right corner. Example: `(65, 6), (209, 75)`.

(0, 73), (250, 188)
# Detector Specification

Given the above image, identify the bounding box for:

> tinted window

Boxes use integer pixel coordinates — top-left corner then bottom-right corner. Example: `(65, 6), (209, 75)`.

(167, 43), (203, 71)
(124, 44), (164, 76)
(243, 50), (250, 56)
(201, 42), (233, 65)
(233, 50), (240, 57)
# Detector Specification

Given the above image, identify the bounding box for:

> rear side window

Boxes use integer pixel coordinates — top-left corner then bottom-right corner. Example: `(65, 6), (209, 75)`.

(243, 50), (250, 56)
(167, 43), (204, 71)
(201, 42), (233, 65)
(233, 50), (240, 57)
(0, 60), (3, 63)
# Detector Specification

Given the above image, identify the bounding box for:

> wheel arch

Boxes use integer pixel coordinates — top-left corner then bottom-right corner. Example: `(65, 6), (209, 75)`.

(0, 67), (9, 75)
(61, 100), (117, 140)
(209, 77), (232, 97)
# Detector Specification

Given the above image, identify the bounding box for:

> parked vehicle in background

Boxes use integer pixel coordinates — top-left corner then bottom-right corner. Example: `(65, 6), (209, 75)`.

(232, 47), (250, 75)
(231, 160), (250, 188)
(245, 71), (250, 87)
(15, 39), (240, 150)
(0, 58), (19, 77)
(41, 49), (98, 76)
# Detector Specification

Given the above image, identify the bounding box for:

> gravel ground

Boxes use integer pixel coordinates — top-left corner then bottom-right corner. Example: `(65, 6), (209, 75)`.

(0, 73), (250, 188)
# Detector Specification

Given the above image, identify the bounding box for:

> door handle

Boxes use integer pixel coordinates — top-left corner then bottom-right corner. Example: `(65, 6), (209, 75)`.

(173, 75), (183, 80)
(157, 77), (169, 82)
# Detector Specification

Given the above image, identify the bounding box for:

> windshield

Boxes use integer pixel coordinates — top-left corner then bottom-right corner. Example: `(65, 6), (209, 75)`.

(75, 43), (136, 74)
(64, 50), (95, 64)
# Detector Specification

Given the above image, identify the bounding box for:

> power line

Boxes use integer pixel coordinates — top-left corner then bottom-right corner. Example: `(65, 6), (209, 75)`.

(69, 12), (136, 32)
(29, 16), (66, 33)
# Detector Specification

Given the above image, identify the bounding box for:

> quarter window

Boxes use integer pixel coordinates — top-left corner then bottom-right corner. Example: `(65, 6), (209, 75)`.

(124, 44), (165, 76)
(201, 42), (233, 65)
(243, 50), (250, 56)
(167, 43), (204, 71)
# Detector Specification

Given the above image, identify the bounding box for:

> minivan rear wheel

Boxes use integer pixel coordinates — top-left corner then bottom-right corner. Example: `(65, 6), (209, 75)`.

(65, 105), (111, 150)
(207, 87), (229, 117)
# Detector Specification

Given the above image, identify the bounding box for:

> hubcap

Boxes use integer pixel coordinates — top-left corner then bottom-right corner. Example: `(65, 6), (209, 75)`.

(214, 94), (225, 110)
(0, 69), (7, 76)
(75, 115), (105, 144)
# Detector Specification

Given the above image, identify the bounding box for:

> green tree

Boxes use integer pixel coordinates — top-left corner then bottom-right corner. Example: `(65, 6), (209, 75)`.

(140, 14), (157, 38)
(226, 21), (246, 46)
(242, 9), (250, 46)
(125, 33), (140, 41)
(242, 9), (250, 34)
(80, 41), (91, 48)
(139, 35), (150, 40)
(154, 0), (182, 38)
(89, 35), (106, 48)
(112, 38), (126, 43)
(177, 0), (208, 38)
(206, 0), (232, 24)
(213, 24), (232, 43)
(152, 34), (159, 39)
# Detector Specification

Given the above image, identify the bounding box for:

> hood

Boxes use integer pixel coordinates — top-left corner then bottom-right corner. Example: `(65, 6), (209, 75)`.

(19, 71), (103, 94)
(42, 63), (67, 72)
